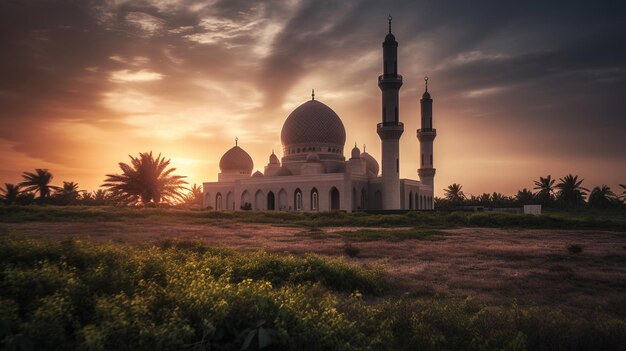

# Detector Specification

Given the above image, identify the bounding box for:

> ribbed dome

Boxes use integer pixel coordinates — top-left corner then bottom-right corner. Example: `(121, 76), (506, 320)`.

(360, 152), (379, 176)
(385, 33), (396, 42)
(219, 146), (253, 173)
(281, 100), (346, 148)
(422, 91), (431, 99)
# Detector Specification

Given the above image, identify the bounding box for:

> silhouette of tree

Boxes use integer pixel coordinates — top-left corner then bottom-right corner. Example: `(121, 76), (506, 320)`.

(102, 152), (187, 206)
(0, 183), (22, 205)
(620, 184), (626, 202)
(533, 175), (555, 205)
(515, 188), (535, 205)
(588, 185), (618, 209)
(555, 174), (589, 207)
(184, 184), (203, 206)
(443, 183), (465, 204)
(19, 169), (59, 205)
(54, 181), (83, 205)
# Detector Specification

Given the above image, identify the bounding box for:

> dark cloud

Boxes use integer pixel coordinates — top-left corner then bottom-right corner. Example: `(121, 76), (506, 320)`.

(0, 0), (624, 191)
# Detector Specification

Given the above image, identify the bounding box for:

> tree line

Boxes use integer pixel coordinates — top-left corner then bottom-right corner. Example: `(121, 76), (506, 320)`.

(0, 152), (201, 207)
(1, 152), (624, 210)
(437, 175), (626, 209)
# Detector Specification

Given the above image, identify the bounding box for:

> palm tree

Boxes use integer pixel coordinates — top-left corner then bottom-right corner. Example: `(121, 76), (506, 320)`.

(0, 183), (22, 205)
(555, 174), (589, 207)
(55, 181), (82, 205)
(184, 184), (203, 206)
(102, 151), (187, 206)
(588, 185), (618, 209)
(443, 183), (465, 204)
(533, 175), (555, 205)
(19, 169), (59, 205)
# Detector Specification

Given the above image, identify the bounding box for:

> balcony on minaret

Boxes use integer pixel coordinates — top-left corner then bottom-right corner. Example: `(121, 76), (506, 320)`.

(378, 74), (403, 89)
(377, 122), (404, 140)
(417, 128), (437, 142)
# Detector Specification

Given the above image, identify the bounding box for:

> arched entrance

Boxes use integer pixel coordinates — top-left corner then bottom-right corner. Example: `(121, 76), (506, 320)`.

(226, 192), (234, 210)
(352, 188), (357, 211)
(215, 193), (222, 210)
(330, 187), (340, 210)
(360, 188), (366, 210)
(278, 189), (288, 210)
(254, 190), (264, 210)
(241, 190), (251, 210)
(267, 191), (275, 210)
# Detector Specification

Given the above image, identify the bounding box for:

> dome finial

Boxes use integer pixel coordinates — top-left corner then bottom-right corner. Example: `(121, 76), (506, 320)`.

(363, 144), (366, 152)
(388, 14), (392, 33)
(311, 89), (315, 100)
(424, 75), (429, 92)
(235, 137), (238, 146)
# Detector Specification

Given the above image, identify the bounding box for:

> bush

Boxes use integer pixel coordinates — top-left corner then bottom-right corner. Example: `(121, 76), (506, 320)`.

(1, 237), (625, 350)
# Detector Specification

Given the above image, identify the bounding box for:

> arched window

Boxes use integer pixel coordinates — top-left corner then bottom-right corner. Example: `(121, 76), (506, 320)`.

(311, 188), (319, 211)
(430, 154), (433, 165)
(330, 187), (340, 210)
(352, 188), (357, 211)
(360, 188), (367, 210)
(294, 188), (302, 211)
(215, 193), (222, 210)
(409, 191), (413, 209)
(267, 191), (275, 210)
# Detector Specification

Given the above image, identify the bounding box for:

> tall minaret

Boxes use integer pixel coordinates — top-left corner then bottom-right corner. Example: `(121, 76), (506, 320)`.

(377, 15), (404, 210)
(417, 76), (436, 209)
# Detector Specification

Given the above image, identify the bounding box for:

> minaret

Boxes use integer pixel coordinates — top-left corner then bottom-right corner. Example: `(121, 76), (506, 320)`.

(417, 76), (436, 209)
(377, 15), (404, 209)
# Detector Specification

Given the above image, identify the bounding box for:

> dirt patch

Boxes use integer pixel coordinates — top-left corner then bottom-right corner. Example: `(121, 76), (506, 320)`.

(2, 222), (625, 317)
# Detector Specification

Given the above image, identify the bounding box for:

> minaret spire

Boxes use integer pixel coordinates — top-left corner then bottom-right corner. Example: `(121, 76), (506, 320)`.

(378, 16), (404, 210)
(417, 75), (437, 210)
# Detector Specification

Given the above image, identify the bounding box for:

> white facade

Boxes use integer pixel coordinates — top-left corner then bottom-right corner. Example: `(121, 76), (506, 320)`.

(202, 20), (436, 212)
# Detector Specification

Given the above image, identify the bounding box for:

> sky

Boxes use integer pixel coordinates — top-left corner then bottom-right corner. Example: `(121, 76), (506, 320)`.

(1, 0), (625, 198)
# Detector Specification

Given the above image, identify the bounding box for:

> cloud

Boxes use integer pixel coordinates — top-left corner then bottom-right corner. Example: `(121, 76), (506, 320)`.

(0, 0), (624, 194)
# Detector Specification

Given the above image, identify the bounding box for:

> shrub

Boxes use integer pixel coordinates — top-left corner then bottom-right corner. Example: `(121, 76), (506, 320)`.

(1, 237), (625, 350)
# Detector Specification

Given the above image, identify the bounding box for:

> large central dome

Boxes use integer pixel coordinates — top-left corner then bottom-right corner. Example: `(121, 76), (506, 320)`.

(281, 100), (346, 149)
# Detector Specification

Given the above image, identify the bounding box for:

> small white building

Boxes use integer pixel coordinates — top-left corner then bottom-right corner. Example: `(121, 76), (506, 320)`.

(203, 18), (437, 212)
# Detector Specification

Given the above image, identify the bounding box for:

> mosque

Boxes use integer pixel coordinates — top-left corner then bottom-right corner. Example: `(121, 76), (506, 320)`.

(202, 18), (437, 212)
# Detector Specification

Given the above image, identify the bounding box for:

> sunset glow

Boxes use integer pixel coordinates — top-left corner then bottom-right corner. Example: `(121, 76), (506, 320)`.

(1, 1), (624, 197)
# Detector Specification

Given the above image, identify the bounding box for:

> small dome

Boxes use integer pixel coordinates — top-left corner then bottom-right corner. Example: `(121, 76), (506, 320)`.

(276, 167), (292, 176)
(252, 170), (264, 177)
(351, 144), (361, 159)
(422, 91), (431, 99)
(360, 152), (379, 176)
(281, 100), (346, 148)
(219, 146), (253, 173)
(385, 32), (396, 42)
(269, 151), (280, 165)
(306, 152), (321, 163)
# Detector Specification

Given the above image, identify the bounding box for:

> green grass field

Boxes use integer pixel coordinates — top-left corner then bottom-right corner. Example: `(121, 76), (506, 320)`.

(1, 205), (625, 230)
(1, 236), (625, 351)
(1, 206), (626, 350)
